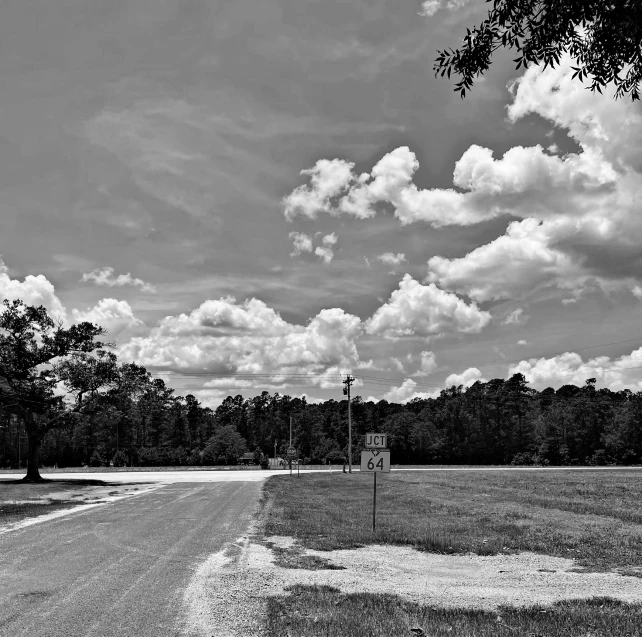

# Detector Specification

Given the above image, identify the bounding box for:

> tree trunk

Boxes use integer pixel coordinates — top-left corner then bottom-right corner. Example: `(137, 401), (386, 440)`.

(22, 414), (43, 482)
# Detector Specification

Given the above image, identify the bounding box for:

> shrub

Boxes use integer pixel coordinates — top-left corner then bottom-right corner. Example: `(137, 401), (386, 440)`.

(90, 449), (105, 467)
(112, 450), (128, 467)
(325, 450), (347, 465)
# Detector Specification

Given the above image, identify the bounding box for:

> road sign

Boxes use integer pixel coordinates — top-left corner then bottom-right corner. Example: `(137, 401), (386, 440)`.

(286, 447), (297, 457)
(360, 449), (390, 472)
(365, 432), (387, 449)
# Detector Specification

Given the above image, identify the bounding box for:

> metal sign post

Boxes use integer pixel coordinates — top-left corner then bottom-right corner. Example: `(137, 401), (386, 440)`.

(361, 433), (390, 533)
(287, 447), (297, 477)
(373, 472), (377, 531)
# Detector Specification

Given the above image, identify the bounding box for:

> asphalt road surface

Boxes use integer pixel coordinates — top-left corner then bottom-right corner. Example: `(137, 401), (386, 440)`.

(0, 480), (262, 637)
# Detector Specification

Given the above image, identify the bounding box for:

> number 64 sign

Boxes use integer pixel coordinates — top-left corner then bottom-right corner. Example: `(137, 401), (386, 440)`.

(360, 449), (391, 472)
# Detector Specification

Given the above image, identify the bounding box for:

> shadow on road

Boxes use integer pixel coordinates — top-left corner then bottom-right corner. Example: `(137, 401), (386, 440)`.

(0, 478), (155, 486)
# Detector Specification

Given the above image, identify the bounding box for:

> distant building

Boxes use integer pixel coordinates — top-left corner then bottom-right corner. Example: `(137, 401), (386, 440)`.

(238, 452), (256, 465)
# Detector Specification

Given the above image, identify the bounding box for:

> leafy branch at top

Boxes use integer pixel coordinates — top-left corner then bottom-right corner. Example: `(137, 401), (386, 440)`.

(433, 0), (642, 100)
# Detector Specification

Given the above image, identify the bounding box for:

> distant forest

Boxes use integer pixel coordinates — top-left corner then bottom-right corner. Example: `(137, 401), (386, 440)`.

(3, 368), (642, 469)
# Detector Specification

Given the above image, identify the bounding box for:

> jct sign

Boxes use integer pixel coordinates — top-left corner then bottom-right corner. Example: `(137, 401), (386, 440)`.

(365, 432), (387, 449)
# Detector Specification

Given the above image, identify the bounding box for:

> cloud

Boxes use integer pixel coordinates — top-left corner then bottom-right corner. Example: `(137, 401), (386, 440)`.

(119, 296), (363, 383)
(414, 350), (438, 376)
(71, 298), (144, 338)
(322, 233), (338, 246)
(377, 252), (407, 266)
(444, 367), (485, 388)
(382, 378), (439, 403)
(517, 340), (529, 346)
(284, 54), (642, 304)
(503, 308), (528, 325)
(283, 158), (355, 221)
(283, 138), (617, 229)
(315, 246), (334, 264)
(81, 267), (156, 292)
(313, 233), (338, 264)
(426, 217), (588, 302)
(289, 232), (314, 257)
(507, 347), (642, 392)
(365, 274), (491, 340)
(419, 0), (471, 17)
(0, 258), (67, 320)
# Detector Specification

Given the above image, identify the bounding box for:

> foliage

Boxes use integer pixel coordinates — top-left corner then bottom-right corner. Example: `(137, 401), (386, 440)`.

(4, 298), (642, 472)
(112, 450), (128, 467)
(202, 425), (248, 465)
(0, 299), (108, 480)
(434, 0), (642, 100)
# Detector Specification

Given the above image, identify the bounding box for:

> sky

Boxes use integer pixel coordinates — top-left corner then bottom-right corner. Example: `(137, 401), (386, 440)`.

(1, 0), (642, 407)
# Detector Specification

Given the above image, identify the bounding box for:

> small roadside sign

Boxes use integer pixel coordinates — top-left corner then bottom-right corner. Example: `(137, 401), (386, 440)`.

(286, 447), (297, 457)
(360, 449), (391, 472)
(360, 448), (391, 532)
(365, 432), (387, 449)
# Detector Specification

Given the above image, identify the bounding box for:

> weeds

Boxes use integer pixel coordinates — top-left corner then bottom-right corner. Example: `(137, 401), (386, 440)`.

(266, 587), (642, 636)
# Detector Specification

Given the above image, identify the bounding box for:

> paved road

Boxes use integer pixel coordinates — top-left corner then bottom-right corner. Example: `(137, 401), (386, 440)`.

(0, 480), (261, 637)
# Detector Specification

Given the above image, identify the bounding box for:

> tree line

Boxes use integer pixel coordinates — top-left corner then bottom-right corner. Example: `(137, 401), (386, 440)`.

(2, 299), (641, 480)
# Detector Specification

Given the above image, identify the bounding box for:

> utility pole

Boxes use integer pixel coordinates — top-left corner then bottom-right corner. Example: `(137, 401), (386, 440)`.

(289, 416), (293, 476)
(343, 374), (355, 473)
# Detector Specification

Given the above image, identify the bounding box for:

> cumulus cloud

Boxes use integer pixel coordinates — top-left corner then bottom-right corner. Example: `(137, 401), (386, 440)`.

(414, 350), (438, 376)
(315, 232), (337, 263)
(284, 54), (642, 303)
(283, 158), (355, 220)
(289, 232), (314, 257)
(315, 246), (334, 264)
(71, 298), (144, 338)
(503, 308), (528, 325)
(365, 274), (491, 340)
(419, 0), (471, 17)
(322, 233), (338, 246)
(426, 217), (588, 302)
(427, 55), (642, 302)
(81, 267), (156, 292)
(444, 367), (485, 388)
(508, 347), (642, 392)
(0, 258), (66, 319)
(118, 296), (363, 383)
(382, 378), (439, 403)
(377, 252), (406, 266)
(517, 340), (529, 346)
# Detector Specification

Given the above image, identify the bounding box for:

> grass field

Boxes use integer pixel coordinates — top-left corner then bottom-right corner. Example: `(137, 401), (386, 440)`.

(258, 469), (642, 636)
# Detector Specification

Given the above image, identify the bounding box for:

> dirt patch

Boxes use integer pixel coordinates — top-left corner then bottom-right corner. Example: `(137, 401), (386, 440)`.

(180, 535), (642, 636)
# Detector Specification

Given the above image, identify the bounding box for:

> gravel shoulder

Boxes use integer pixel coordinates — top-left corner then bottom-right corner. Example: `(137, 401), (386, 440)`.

(181, 534), (642, 636)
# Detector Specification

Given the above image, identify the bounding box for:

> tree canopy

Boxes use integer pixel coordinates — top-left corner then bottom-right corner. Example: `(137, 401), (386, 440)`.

(434, 0), (642, 100)
(0, 299), (108, 480)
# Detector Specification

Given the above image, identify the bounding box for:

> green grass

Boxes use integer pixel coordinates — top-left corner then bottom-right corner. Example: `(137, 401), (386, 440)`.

(266, 587), (642, 636)
(259, 470), (642, 635)
(259, 469), (642, 575)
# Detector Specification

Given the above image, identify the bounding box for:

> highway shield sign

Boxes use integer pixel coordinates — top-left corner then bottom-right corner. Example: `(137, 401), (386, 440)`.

(360, 449), (390, 472)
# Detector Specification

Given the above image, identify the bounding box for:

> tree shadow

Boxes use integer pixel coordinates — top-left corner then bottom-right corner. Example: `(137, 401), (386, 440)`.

(0, 478), (154, 487)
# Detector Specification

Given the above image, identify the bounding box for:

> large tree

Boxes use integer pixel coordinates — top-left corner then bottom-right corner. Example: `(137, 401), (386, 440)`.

(0, 300), (108, 481)
(434, 0), (642, 100)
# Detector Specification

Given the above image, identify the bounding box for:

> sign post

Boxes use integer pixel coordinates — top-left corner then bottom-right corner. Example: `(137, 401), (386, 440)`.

(361, 433), (390, 532)
(287, 446), (297, 477)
